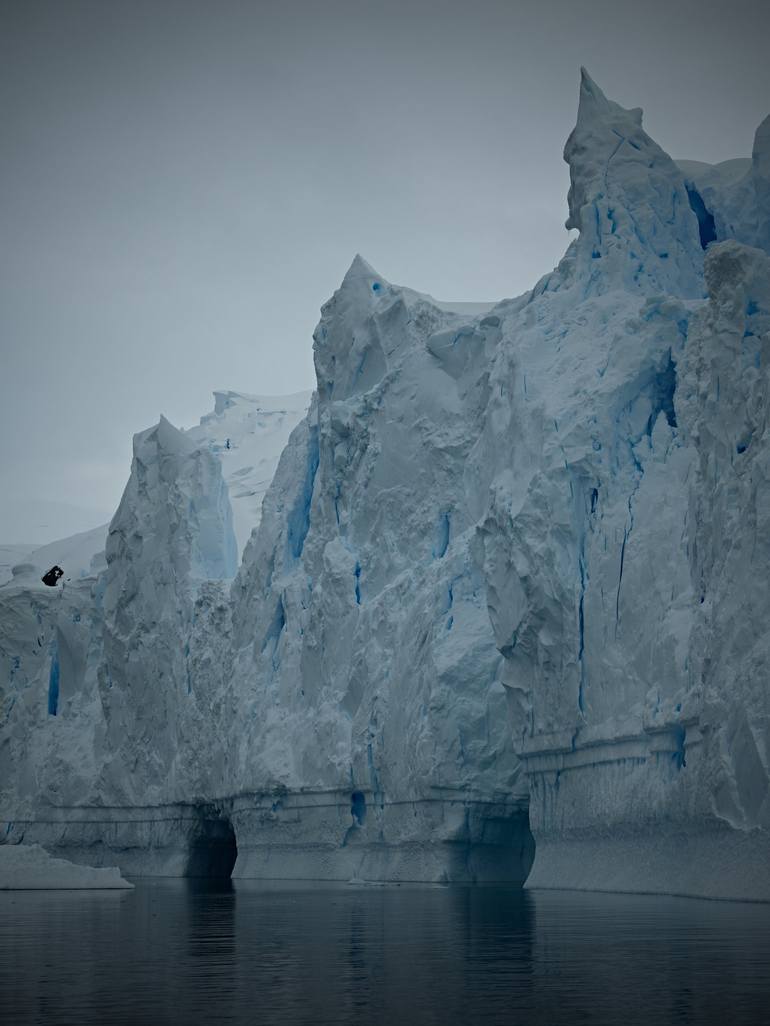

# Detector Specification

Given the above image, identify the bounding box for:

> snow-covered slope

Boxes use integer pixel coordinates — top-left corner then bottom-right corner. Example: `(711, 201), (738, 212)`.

(187, 390), (312, 557)
(24, 525), (109, 583)
(2, 69), (769, 899)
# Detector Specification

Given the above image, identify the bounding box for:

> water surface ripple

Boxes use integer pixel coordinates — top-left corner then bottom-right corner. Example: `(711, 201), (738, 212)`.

(2, 881), (769, 1025)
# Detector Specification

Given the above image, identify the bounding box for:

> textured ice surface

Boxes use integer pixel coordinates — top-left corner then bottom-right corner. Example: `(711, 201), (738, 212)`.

(1, 70), (769, 898)
(0, 843), (132, 889)
(187, 390), (312, 557)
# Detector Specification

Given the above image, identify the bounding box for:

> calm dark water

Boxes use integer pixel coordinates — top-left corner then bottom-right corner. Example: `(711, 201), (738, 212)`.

(2, 880), (770, 1026)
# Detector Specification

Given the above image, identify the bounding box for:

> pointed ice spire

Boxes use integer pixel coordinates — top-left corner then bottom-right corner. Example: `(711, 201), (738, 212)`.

(574, 67), (639, 123)
(562, 68), (703, 298)
(565, 68), (644, 232)
(133, 414), (194, 461)
(343, 253), (381, 280)
(314, 254), (392, 402)
(339, 253), (389, 298)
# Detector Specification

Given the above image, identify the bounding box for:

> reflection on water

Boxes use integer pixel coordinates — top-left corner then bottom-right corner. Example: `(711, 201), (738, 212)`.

(2, 881), (770, 1025)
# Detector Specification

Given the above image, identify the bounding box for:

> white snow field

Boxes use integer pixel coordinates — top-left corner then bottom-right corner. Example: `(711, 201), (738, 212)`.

(1, 70), (769, 898)
(0, 843), (132, 889)
(186, 390), (312, 557)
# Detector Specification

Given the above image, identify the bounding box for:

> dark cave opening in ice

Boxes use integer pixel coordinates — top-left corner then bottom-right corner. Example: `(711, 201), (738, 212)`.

(185, 811), (238, 878)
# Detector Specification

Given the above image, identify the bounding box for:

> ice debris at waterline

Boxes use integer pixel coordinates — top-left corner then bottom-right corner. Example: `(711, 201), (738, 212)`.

(0, 844), (133, 889)
(1, 69), (770, 900)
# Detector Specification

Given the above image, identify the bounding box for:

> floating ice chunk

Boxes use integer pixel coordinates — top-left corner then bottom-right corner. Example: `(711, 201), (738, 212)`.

(0, 844), (133, 889)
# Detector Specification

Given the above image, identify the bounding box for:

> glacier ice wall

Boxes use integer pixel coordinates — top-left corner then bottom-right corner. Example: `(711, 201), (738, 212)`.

(1, 412), (242, 873)
(98, 415), (238, 802)
(478, 73), (770, 899)
(2, 69), (769, 898)
(226, 259), (531, 882)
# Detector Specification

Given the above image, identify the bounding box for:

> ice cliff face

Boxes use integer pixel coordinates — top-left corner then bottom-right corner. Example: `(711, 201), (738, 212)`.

(479, 73), (770, 899)
(2, 70), (769, 898)
(98, 415), (237, 802)
(0, 418), (237, 815)
(1, 394), (306, 874)
(226, 260), (530, 881)
(679, 242), (770, 834)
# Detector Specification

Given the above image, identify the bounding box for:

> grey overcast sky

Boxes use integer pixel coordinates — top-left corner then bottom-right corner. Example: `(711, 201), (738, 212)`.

(1, 0), (769, 543)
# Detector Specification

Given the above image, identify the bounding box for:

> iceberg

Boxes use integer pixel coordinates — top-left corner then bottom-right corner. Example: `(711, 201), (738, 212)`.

(1, 70), (769, 899)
